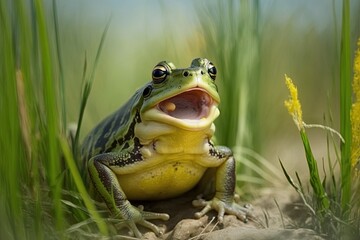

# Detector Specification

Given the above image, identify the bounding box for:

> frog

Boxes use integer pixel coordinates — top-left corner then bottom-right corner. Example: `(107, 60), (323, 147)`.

(81, 58), (251, 238)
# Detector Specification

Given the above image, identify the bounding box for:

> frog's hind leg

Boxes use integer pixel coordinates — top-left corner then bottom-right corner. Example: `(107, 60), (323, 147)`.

(88, 152), (169, 237)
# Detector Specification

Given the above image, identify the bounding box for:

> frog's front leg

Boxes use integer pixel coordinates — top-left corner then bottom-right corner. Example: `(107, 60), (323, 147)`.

(88, 152), (169, 237)
(193, 146), (252, 223)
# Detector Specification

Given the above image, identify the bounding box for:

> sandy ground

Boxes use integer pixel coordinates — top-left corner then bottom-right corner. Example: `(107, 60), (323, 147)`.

(112, 187), (324, 240)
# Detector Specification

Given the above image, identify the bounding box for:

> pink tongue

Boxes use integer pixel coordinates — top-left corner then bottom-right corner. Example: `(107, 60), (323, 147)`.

(158, 91), (211, 119)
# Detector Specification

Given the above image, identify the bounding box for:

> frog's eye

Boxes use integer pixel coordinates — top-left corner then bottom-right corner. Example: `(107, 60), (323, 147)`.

(208, 62), (217, 80)
(152, 65), (168, 84)
(142, 85), (153, 98)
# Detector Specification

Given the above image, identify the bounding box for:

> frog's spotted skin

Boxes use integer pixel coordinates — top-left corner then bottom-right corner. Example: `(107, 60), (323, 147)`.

(81, 91), (143, 162)
(81, 58), (251, 237)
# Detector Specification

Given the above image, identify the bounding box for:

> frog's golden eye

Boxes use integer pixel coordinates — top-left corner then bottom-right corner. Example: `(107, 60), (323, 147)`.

(152, 65), (168, 84)
(208, 62), (217, 80)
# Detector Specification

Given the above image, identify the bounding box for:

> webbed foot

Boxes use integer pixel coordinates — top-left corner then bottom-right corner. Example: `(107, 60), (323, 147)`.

(115, 203), (169, 238)
(192, 195), (252, 223)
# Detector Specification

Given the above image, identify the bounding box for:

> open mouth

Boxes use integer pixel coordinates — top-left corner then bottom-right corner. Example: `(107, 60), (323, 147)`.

(157, 89), (213, 120)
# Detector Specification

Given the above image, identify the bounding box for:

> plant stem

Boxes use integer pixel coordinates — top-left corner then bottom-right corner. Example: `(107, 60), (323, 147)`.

(33, 0), (63, 231)
(339, 0), (351, 218)
(59, 137), (109, 235)
(300, 130), (329, 212)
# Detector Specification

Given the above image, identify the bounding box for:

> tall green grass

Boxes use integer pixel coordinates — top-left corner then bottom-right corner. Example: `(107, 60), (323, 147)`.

(1, 0), (56, 238)
(339, 0), (352, 219)
(0, 0), (109, 238)
(197, 0), (260, 150)
(280, 0), (359, 239)
(195, 0), (280, 189)
(1, 2), (26, 239)
(34, 0), (64, 230)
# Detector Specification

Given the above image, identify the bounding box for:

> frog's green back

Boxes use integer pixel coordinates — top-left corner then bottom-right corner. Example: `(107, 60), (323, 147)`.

(81, 86), (145, 163)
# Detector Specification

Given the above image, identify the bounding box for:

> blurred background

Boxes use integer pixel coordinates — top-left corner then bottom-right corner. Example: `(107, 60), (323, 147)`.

(1, 0), (360, 238)
(50, 0), (360, 179)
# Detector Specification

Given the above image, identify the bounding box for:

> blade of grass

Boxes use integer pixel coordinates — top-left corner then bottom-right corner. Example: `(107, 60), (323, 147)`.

(295, 172), (304, 194)
(279, 160), (316, 217)
(274, 199), (285, 229)
(33, 0), (64, 231)
(300, 130), (330, 212)
(339, 0), (352, 217)
(0, 2), (26, 239)
(73, 19), (111, 156)
(52, 0), (66, 132)
(59, 136), (108, 235)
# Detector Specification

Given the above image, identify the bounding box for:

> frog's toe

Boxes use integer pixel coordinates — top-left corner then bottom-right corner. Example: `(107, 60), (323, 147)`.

(117, 218), (165, 238)
(137, 207), (169, 235)
(116, 220), (140, 238)
(128, 221), (142, 238)
(115, 205), (170, 237)
(192, 196), (252, 223)
(222, 202), (251, 222)
(140, 207), (170, 221)
(138, 219), (164, 236)
(193, 198), (213, 219)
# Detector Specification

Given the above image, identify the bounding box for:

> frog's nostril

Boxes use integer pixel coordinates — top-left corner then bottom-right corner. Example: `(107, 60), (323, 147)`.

(183, 71), (189, 77)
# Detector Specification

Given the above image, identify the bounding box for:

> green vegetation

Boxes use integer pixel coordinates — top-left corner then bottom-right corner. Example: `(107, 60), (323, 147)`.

(339, 0), (352, 218)
(280, 1), (360, 239)
(0, 0), (109, 238)
(196, 0), (281, 189)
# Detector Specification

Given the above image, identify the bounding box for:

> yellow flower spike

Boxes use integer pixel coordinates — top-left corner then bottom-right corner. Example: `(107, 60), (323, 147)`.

(351, 38), (360, 171)
(284, 75), (303, 130)
(353, 38), (360, 99)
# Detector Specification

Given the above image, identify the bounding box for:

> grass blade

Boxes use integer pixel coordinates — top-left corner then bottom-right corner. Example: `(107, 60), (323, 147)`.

(73, 19), (111, 156)
(339, 0), (352, 218)
(33, 0), (63, 230)
(52, 0), (66, 132)
(0, 2), (26, 239)
(279, 160), (316, 217)
(59, 136), (109, 235)
(300, 130), (330, 212)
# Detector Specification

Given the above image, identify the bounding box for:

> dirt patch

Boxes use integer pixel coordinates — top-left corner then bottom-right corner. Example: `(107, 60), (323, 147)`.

(116, 187), (324, 239)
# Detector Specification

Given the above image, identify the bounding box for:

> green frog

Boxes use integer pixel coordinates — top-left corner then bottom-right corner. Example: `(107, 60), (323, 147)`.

(81, 58), (251, 237)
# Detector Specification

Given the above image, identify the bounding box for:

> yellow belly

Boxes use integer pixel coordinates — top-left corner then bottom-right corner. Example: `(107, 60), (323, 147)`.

(117, 161), (206, 200)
